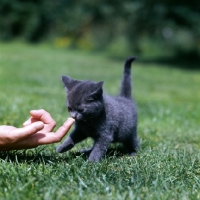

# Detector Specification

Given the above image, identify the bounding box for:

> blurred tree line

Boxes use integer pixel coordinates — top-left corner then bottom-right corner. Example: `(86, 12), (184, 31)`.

(0, 0), (200, 59)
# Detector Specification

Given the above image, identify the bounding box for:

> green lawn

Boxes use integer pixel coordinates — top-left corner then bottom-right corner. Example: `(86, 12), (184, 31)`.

(0, 42), (200, 200)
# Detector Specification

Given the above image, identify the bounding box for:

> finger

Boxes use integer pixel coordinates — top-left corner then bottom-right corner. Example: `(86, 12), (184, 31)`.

(53, 118), (75, 142)
(11, 122), (44, 141)
(34, 118), (75, 144)
(30, 109), (55, 124)
(23, 118), (31, 126)
(30, 109), (56, 131)
(23, 118), (38, 126)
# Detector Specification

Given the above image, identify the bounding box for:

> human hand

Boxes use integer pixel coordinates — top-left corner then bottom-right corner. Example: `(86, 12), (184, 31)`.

(0, 109), (74, 151)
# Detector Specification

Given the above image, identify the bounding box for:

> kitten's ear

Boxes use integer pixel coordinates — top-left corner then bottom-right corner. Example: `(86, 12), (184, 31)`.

(87, 81), (104, 101)
(61, 75), (78, 92)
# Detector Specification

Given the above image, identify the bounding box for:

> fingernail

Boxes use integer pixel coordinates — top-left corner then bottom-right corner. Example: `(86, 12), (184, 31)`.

(23, 120), (29, 126)
(35, 122), (44, 129)
(30, 110), (37, 114)
(68, 118), (75, 123)
(67, 117), (75, 124)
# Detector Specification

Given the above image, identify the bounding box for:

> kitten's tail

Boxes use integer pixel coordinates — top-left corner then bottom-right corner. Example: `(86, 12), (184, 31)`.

(119, 56), (136, 99)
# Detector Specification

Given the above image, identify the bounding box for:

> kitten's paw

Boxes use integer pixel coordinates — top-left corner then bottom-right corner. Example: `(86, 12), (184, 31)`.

(56, 144), (74, 153)
(56, 136), (75, 153)
(88, 157), (101, 162)
(129, 151), (137, 156)
(88, 154), (102, 162)
(79, 147), (93, 155)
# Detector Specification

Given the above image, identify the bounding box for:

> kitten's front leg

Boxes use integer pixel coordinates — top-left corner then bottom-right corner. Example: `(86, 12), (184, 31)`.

(88, 135), (112, 162)
(56, 136), (74, 153)
(56, 129), (87, 153)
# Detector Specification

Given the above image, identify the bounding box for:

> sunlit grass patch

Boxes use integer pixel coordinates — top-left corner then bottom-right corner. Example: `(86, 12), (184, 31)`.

(0, 42), (199, 200)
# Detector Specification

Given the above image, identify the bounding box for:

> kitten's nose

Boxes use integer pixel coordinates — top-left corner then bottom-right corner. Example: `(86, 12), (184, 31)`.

(70, 112), (77, 119)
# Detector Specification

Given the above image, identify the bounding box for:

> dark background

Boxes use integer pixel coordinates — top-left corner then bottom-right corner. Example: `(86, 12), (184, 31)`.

(1, 0), (200, 67)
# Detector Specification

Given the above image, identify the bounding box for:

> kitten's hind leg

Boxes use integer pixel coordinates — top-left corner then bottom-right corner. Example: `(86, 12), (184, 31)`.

(80, 146), (93, 155)
(124, 135), (139, 156)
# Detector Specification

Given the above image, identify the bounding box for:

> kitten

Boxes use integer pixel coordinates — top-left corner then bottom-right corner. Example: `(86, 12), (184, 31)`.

(56, 56), (139, 162)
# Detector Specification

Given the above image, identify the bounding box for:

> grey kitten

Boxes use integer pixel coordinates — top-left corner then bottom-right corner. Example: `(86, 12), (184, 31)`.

(56, 56), (139, 162)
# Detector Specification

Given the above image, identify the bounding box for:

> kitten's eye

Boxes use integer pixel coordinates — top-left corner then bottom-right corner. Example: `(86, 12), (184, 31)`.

(86, 98), (94, 102)
(86, 96), (94, 102)
(77, 108), (84, 113)
(68, 106), (72, 112)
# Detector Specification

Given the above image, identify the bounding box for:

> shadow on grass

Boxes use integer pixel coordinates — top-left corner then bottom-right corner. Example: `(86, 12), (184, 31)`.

(0, 150), (60, 164)
(0, 144), (130, 164)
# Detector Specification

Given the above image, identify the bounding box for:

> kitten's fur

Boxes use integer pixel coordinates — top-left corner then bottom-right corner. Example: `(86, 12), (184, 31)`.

(56, 56), (139, 162)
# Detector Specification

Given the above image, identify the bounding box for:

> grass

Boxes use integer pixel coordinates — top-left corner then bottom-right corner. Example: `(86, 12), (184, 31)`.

(0, 42), (200, 200)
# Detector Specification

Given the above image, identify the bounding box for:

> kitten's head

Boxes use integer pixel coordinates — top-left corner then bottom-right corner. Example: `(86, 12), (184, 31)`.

(62, 75), (104, 122)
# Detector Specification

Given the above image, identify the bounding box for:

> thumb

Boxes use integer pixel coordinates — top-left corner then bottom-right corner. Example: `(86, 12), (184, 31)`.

(12, 122), (44, 139)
